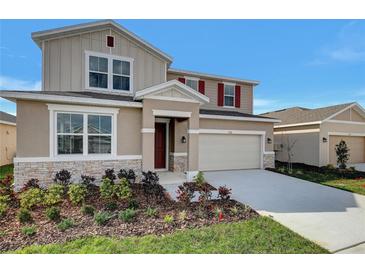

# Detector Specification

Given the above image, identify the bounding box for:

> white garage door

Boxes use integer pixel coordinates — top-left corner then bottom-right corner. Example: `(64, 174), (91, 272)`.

(199, 133), (262, 171)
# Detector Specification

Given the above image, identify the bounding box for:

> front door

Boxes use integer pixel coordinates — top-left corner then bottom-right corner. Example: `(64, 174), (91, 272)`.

(154, 122), (166, 169)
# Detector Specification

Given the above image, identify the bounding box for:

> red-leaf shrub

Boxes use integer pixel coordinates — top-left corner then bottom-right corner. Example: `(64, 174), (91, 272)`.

(218, 185), (232, 201)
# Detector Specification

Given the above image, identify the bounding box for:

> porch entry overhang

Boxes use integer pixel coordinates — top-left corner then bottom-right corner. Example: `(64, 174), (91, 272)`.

(140, 80), (204, 181)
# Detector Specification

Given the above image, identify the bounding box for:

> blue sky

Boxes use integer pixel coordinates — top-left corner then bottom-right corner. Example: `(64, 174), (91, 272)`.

(1, 19), (365, 115)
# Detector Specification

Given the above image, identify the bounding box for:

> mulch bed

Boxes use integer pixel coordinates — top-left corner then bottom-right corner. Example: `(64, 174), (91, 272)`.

(0, 183), (257, 252)
(183, 182), (216, 191)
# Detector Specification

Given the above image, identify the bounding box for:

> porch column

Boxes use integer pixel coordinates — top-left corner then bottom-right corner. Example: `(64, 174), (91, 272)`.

(142, 108), (155, 171)
(186, 115), (199, 181)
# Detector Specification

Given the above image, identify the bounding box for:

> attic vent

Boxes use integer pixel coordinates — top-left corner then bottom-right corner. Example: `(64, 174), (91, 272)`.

(106, 35), (115, 48)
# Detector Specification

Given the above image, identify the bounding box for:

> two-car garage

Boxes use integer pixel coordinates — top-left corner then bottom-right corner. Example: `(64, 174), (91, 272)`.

(198, 132), (263, 171)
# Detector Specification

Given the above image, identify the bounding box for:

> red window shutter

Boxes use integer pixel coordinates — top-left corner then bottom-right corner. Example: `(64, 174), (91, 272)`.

(235, 85), (241, 108)
(198, 80), (205, 94)
(178, 77), (185, 84)
(217, 83), (224, 106)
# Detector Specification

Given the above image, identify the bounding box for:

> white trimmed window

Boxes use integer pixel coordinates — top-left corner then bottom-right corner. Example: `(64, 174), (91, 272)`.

(224, 83), (235, 107)
(49, 104), (119, 158)
(185, 78), (198, 91)
(85, 51), (133, 92)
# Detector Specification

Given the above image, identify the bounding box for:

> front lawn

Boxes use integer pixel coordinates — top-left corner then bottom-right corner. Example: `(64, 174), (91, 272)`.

(0, 164), (13, 179)
(12, 216), (328, 254)
(271, 164), (365, 195)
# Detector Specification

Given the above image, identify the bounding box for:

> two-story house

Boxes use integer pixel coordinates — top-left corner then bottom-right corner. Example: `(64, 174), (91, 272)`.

(0, 20), (279, 189)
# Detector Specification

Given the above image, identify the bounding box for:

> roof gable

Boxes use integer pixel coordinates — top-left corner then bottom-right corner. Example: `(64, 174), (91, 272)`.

(134, 80), (210, 105)
(32, 20), (173, 64)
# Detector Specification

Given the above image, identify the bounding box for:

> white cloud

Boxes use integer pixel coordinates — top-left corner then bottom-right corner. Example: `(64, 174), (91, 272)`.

(0, 75), (41, 91)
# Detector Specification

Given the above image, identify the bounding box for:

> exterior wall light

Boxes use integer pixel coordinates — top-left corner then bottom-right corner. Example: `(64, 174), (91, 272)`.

(181, 136), (187, 143)
(322, 137), (328, 143)
(267, 138), (272, 144)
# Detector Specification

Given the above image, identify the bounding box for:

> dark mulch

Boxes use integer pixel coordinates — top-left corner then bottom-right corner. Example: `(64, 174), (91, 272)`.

(0, 183), (257, 252)
(183, 182), (216, 191)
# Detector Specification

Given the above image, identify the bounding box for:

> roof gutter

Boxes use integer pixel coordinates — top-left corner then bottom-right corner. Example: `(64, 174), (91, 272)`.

(274, 121), (322, 128)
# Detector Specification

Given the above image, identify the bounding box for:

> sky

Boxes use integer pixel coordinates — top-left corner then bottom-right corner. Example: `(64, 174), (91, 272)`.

(0, 19), (365, 115)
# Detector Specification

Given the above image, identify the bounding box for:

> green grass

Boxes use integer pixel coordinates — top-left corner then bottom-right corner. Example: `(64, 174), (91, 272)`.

(12, 216), (328, 254)
(0, 164), (13, 179)
(275, 166), (365, 195)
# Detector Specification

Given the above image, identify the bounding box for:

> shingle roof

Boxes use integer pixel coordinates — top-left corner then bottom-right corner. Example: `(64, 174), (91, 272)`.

(262, 103), (355, 126)
(0, 111), (16, 124)
(200, 109), (276, 119)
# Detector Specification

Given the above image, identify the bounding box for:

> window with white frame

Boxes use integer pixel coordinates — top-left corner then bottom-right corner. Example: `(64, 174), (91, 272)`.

(56, 112), (112, 155)
(224, 84), (235, 107)
(185, 78), (198, 91)
(86, 51), (132, 92)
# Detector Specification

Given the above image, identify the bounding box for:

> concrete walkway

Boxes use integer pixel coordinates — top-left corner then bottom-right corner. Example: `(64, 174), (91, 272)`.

(201, 170), (365, 253)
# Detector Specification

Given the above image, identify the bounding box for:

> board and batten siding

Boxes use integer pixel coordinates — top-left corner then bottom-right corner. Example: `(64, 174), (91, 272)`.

(167, 72), (253, 114)
(43, 29), (167, 92)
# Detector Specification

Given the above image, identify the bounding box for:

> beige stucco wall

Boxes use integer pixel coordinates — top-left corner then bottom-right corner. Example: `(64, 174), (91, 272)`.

(167, 72), (253, 114)
(17, 100), (50, 157)
(43, 29), (167, 92)
(16, 100), (142, 158)
(199, 119), (274, 151)
(319, 121), (365, 166)
(0, 123), (16, 166)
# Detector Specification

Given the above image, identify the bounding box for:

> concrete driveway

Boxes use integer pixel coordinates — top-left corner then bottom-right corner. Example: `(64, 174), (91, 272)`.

(351, 163), (365, 172)
(204, 170), (365, 253)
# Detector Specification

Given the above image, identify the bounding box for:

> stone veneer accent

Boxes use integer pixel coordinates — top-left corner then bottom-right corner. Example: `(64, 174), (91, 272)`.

(263, 153), (275, 169)
(169, 154), (187, 172)
(14, 159), (142, 191)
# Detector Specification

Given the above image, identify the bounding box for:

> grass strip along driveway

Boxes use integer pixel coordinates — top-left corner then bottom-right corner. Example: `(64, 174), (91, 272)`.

(272, 164), (365, 196)
(12, 217), (327, 254)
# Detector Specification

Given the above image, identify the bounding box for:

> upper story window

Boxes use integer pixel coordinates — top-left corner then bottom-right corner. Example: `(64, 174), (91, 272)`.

(185, 78), (198, 91)
(85, 51), (133, 93)
(224, 84), (235, 107)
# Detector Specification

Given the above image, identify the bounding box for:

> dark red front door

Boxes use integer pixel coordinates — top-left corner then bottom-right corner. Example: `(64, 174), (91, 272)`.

(154, 123), (166, 169)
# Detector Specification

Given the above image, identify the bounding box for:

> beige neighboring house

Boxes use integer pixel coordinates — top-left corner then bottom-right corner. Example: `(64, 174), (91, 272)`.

(263, 102), (365, 167)
(0, 20), (279, 189)
(0, 111), (16, 166)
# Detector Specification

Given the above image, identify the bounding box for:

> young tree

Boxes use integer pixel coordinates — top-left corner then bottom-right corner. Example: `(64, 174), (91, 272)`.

(286, 136), (297, 173)
(335, 140), (350, 169)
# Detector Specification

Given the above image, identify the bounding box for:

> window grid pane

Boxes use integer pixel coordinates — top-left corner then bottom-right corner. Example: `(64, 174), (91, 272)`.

(186, 79), (198, 91)
(87, 114), (112, 154)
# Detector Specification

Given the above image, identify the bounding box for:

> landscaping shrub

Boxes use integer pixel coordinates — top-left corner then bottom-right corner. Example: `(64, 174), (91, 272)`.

(94, 211), (112, 226)
(198, 183), (212, 208)
(44, 184), (64, 206)
(217, 185), (232, 201)
(193, 171), (205, 188)
(80, 175), (95, 188)
(145, 207), (158, 218)
(105, 201), (118, 211)
(214, 207), (224, 221)
(0, 202), (9, 218)
(54, 169), (72, 187)
(68, 184), (87, 205)
(128, 199), (139, 209)
(20, 178), (40, 192)
(114, 178), (132, 201)
(336, 140), (350, 169)
(45, 206), (61, 222)
(21, 225), (37, 236)
(163, 214), (174, 224)
(100, 178), (115, 200)
(0, 174), (14, 197)
(57, 218), (74, 231)
(17, 208), (32, 223)
(81, 205), (95, 216)
(119, 208), (136, 223)
(118, 169), (136, 183)
(176, 183), (195, 206)
(141, 171), (164, 200)
(230, 206), (239, 216)
(102, 169), (116, 183)
(19, 188), (44, 209)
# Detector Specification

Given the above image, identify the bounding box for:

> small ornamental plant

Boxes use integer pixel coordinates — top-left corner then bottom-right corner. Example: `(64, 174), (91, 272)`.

(128, 199), (139, 210)
(19, 188), (44, 210)
(21, 225), (37, 236)
(114, 178), (132, 201)
(163, 214), (174, 224)
(176, 183), (195, 207)
(178, 210), (188, 221)
(54, 169), (72, 187)
(217, 185), (232, 201)
(119, 208), (136, 223)
(57, 218), (74, 231)
(103, 169), (117, 183)
(17, 208), (32, 224)
(0, 174), (14, 197)
(81, 204), (95, 216)
(68, 184), (87, 205)
(80, 175), (95, 188)
(214, 207), (224, 222)
(94, 211), (112, 226)
(336, 140), (350, 169)
(20, 178), (40, 192)
(193, 171), (205, 188)
(44, 184), (64, 206)
(230, 206), (239, 216)
(145, 207), (158, 218)
(99, 178), (115, 200)
(118, 169), (136, 183)
(105, 201), (118, 211)
(45, 206), (61, 222)
(0, 195), (10, 217)
(198, 183), (212, 208)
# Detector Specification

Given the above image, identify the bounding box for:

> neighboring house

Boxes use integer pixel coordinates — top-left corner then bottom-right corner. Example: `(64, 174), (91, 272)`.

(0, 111), (16, 166)
(0, 20), (279, 188)
(263, 102), (365, 167)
